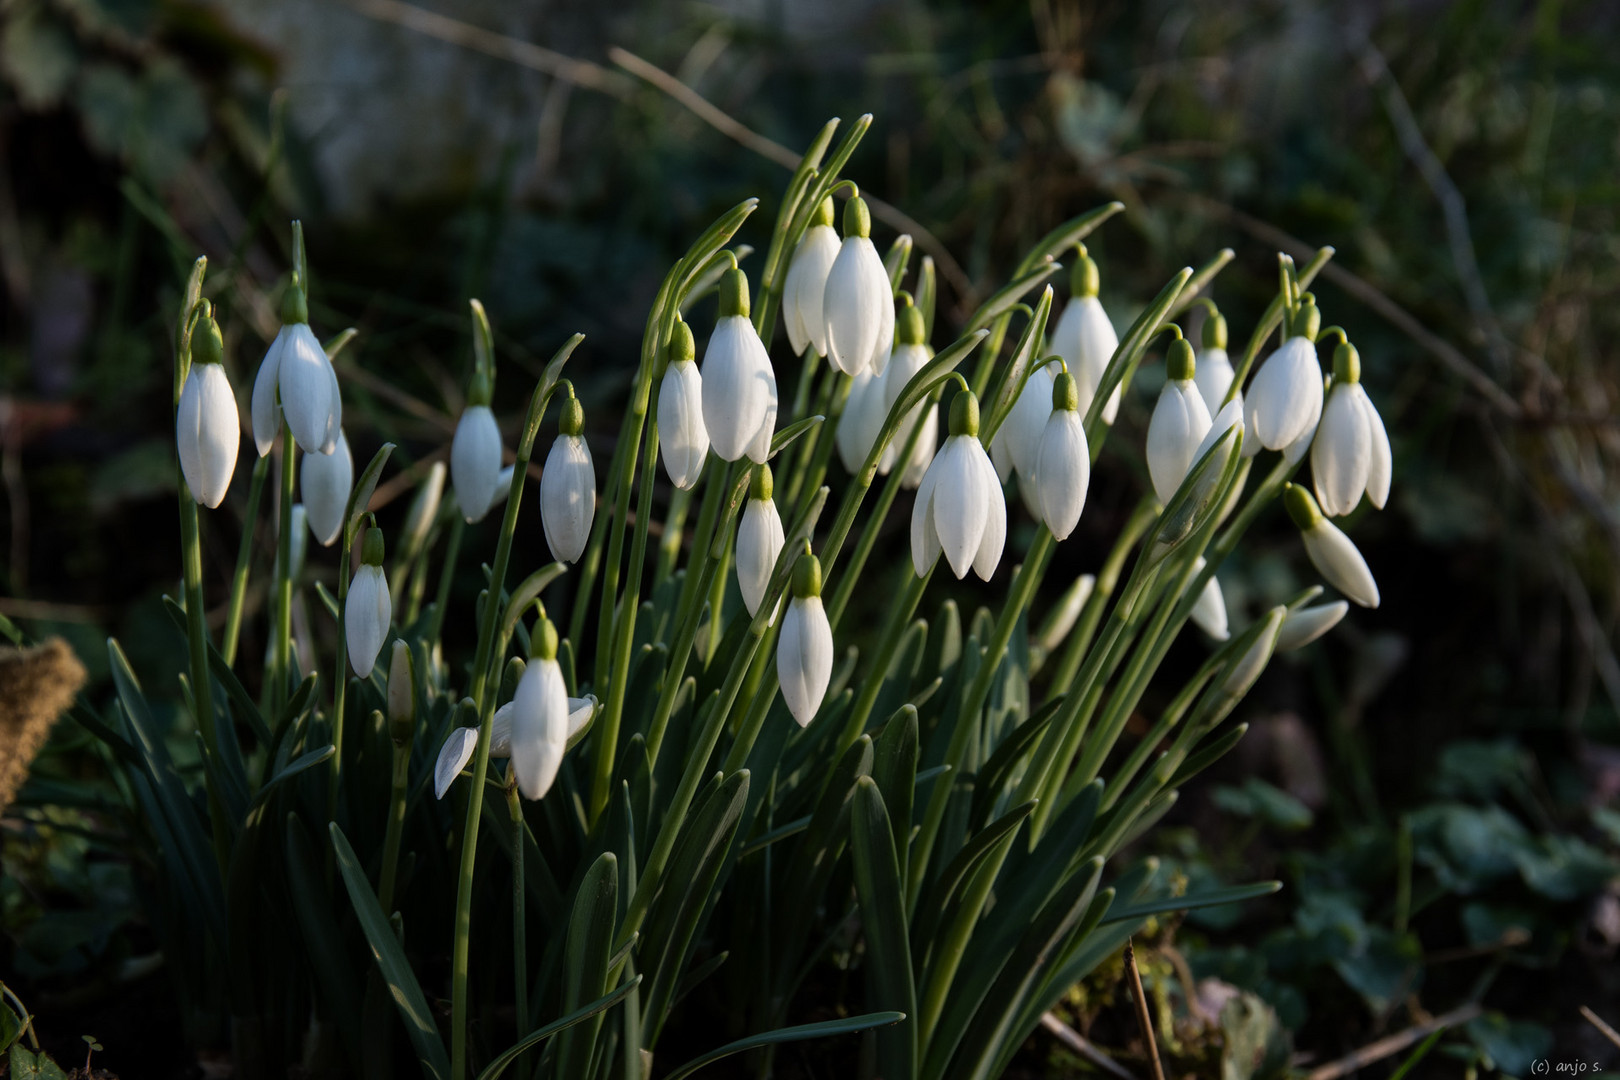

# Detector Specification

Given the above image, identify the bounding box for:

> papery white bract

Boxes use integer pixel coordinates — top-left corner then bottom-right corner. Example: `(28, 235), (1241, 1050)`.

(911, 392), (1006, 581)
(451, 404), (502, 523)
(539, 408), (595, 564)
(301, 429), (353, 547)
(783, 203), (840, 357)
(1221, 607), (1286, 696)
(822, 197), (892, 375)
(177, 352), (240, 509)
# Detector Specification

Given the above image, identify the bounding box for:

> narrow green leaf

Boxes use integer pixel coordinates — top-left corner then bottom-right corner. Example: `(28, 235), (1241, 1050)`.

(738, 814), (812, 858)
(1101, 881), (1282, 923)
(557, 852), (619, 1080)
(1017, 202), (1124, 274)
(769, 414), (826, 458)
(344, 442), (396, 547)
(499, 562), (569, 642)
(910, 799), (1036, 956)
(285, 815), (363, 1065)
(1167, 723), (1249, 788)
(969, 697), (1063, 826)
(662, 1012), (906, 1080)
(329, 823), (450, 1080)
(851, 778), (918, 1080)
(872, 706), (919, 862)
(252, 745), (335, 809)
(474, 976), (642, 1080)
(161, 596), (271, 748)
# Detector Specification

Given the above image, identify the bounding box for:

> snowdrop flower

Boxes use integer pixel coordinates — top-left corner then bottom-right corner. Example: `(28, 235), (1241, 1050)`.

(1311, 341), (1392, 516)
(451, 369), (503, 523)
(1049, 247), (1121, 425)
(911, 389), (1006, 580)
(1220, 606), (1286, 697)
(1034, 370), (1091, 540)
(539, 395), (595, 563)
(1192, 308), (1234, 415)
(177, 307), (240, 509)
(345, 525), (391, 678)
(736, 464), (785, 620)
(777, 550), (834, 727)
(990, 360), (1055, 515)
(1285, 483), (1380, 608)
(386, 640), (415, 744)
(879, 305), (936, 482)
(822, 196), (893, 376)
(1244, 298), (1324, 451)
(835, 367), (886, 475)
(1146, 337), (1214, 504)
(251, 278), (341, 455)
(658, 319), (708, 489)
(301, 428), (353, 547)
(508, 616), (570, 801)
(1276, 600), (1350, 652)
(783, 197), (839, 358)
(1188, 558), (1229, 641)
(702, 268), (777, 463)
(434, 693), (596, 800)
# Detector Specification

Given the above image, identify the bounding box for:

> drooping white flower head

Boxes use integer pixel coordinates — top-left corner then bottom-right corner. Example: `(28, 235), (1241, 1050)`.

(1244, 299), (1324, 451)
(1188, 557), (1230, 641)
(508, 616), (571, 801)
(879, 306), (933, 477)
(1034, 371), (1091, 541)
(702, 269), (778, 464)
(1146, 338), (1215, 505)
(1193, 397), (1246, 475)
(1276, 599), (1350, 652)
(835, 367), (887, 475)
(1221, 606), (1286, 697)
(177, 310), (240, 509)
(451, 365), (503, 523)
(777, 550), (834, 727)
(1311, 341), (1392, 516)
(345, 525), (391, 678)
(301, 428), (353, 547)
(783, 197), (841, 358)
(899, 406), (938, 490)
(434, 693), (596, 800)
(736, 464), (786, 620)
(1286, 483), (1380, 608)
(1192, 309), (1234, 415)
(658, 319), (709, 489)
(911, 390), (1007, 581)
(822, 196), (893, 376)
(991, 359), (1056, 515)
(539, 395), (595, 563)
(251, 279), (342, 456)
(1049, 247), (1122, 425)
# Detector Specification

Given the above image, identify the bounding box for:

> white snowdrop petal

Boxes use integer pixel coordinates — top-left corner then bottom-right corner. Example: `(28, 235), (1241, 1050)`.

(836, 369), (885, 475)
(433, 727), (479, 800)
(451, 405), (502, 523)
(301, 430), (353, 547)
(192, 364), (241, 508)
(1035, 409), (1090, 540)
(1245, 337), (1322, 450)
(989, 425), (1015, 483)
(566, 696), (598, 740)
(1064, 296), (1121, 425)
(1194, 347), (1234, 415)
(318, 347), (342, 455)
(1312, 384), (1371, 516)
(491, 701), (515, 755)
(744, 360), (778, 465)
(777, 595), (834, 726)
(1147, 381), (1213, 505)
(539, 434), (595, 563)
(971, 445), (1007, 581)
(736, 498), (786, 617)
(901, 406), (937, 489)
(1190, 573), (1230, 641)
(1303, 521), (1380, 609)
(823, 237), (889, 375)
(910, 458), (944, 576)
(509, 659), (570, 801)
(702, 315), (773, 462)
(784, 224), (840, 357)
(1006, 365), (1056, 481)
(279, 324), (335, 451)
(345, 564), (391, 678)
(1221, 608), (1285, 696)
(1362, 387), (1392, 510)
(1192, 397), (1245, 476)
(658, 361), (709, 489)
(931, 437), (992, 579)
(251, 329), (286, 457)
(176, 370), (207, 504)
(1276, 600), (1350, 652)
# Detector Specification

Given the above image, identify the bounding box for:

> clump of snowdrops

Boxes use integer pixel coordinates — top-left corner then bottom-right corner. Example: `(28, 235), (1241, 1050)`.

(99, 113), (1392, 1080)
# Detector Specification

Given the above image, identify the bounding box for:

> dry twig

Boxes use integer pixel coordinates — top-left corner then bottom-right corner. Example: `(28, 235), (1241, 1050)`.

(1305, 1003), (1483, 1080)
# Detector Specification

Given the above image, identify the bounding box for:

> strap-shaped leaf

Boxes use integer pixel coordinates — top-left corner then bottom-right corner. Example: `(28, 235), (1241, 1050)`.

(871, 706), (919, 861)
(252, 746), (335, 810)
(851, 778), (918, 1080)
(556, 852), (619, 1079)
(474, 976), (642, 1080)
(1101, 881), (1282, 924)
(1016, 202), (1125, 274)
(161, 596), (271, 748)
(662, 1012), (906, 1080)
(330, 823), (450, 1080)
(1167, 722), (1250, 788)
(769, 414), (826, 458)
(343, 442), (396, 549)
(969, 696), (1064, 826)
(285, 815), (362, 1066)
(910, 799), (1036, 961)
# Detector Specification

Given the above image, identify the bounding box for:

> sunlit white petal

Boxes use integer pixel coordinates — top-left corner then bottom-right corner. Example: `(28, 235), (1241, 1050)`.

(777, 595), (833, 726)
(301, 429), (353, 547)
(539, 434), (595, 563)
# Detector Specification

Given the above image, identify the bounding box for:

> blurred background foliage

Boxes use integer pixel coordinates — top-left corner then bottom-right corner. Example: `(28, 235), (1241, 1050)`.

(2, 0), (1618, 1075)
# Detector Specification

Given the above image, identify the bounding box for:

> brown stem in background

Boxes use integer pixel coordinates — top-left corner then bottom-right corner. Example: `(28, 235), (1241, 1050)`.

(1124, 940), (1167, 1080)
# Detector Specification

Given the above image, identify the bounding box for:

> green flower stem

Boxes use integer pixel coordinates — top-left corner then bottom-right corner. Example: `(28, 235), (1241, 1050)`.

(1044, 496), (1159, 697)
(705, 529), (733, 662)
(402, 540), (431, 627)
(752, 119), (840, 347)
(1084, 269), (1192, 450)
(907, 529), (1053, 902)
(590, 409), (660, 823)
(221, 454), (269, 667)
(425, 515), (464, 647)
(672, 459), (733, 641)
(504, 779), (531, 1080)
(326, 520), (357, 827)
(788, 349), (822, 423)
(378, 730), (412, 912)
(655, 484), (693, 586)
(451, 335), (580, 1080)
(832, 566), (931, 757)
(784, 366), (844, 516)
(1222, 246), (1335, 407)
(718, 624), (781, 775)
(270, 420), (297, 722)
